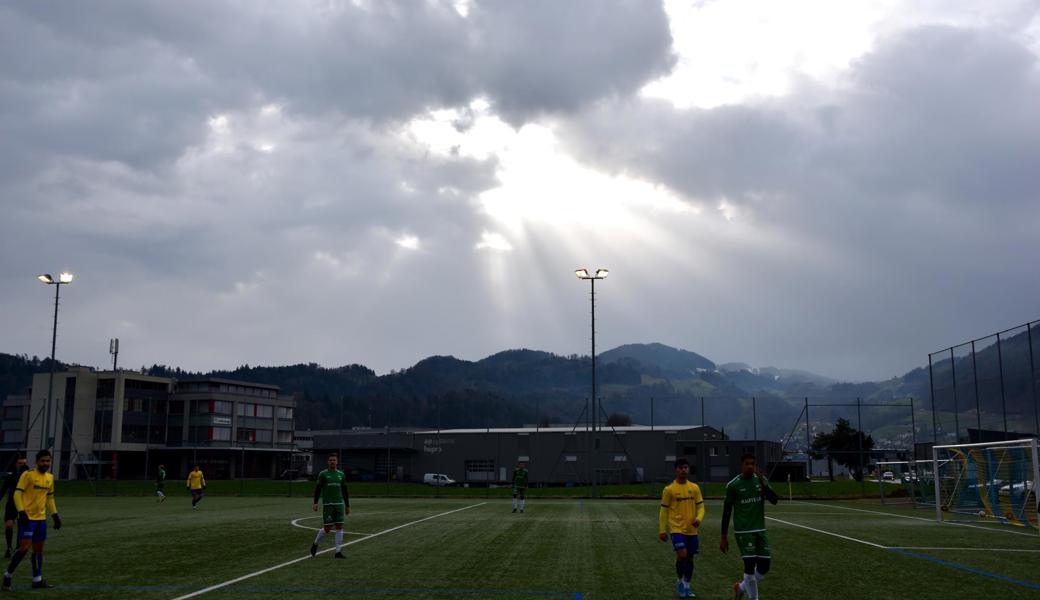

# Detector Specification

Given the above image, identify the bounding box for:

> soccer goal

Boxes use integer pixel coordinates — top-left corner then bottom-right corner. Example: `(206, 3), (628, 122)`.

(932, 438), (1039, 532)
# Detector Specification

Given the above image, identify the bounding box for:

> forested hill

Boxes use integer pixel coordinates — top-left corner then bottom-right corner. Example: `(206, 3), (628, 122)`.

(0, 343), (937, 440)
(0, 353), (66, 399)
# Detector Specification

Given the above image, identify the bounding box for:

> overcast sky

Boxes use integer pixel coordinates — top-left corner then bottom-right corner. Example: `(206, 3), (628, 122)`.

(2, 0), (1038, 382)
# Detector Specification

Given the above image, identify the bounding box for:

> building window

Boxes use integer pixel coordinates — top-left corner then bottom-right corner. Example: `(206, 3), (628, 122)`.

(710, 447), (718, 457)
(122, 398), (146, 412)
(121, 424), (147, 443)
(211, 427), (231, 441)
(237, 428), (256, 442)
(169, 400), (184, 415)
(278, 407), (293, 420)
(237, 403), (273, 418)
(255, 429), (272, 443)
(277, 431), (293, 443)
(213, 401), (232, 415)
(96, 379), (115, 398)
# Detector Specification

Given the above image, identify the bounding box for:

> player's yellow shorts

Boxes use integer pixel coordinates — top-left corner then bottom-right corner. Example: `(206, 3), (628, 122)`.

(735, 531), (771, 559)
(323, 503), (346, 525)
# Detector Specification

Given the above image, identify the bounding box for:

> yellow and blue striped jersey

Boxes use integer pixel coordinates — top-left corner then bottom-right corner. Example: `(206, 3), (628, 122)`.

(659, 480), (705, 535)
(13, 470), (56, 521)
(187, 470), (206, 490)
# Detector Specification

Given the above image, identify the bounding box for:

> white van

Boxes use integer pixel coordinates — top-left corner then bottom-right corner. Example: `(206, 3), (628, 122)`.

(423, 473), (455, 487)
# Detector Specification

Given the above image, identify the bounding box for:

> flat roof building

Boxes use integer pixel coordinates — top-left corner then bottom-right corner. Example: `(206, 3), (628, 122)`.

(3, 368), (296, 480)
(312, 425), (787, 485)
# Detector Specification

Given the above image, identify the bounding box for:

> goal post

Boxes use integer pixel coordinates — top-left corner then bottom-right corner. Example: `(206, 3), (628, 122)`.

(932, 438), (1039, 533)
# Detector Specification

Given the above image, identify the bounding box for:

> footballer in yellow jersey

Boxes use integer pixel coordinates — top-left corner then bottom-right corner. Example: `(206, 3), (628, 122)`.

(2, 450), (62, 591)
(658, 458), (704, 598)
(187, 465), (206, 510)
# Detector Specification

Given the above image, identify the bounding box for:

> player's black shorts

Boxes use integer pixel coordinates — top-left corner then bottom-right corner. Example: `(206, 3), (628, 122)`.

(4, 500), (17, 523)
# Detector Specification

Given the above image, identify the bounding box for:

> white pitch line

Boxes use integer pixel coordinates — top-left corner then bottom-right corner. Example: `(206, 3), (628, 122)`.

(795, 501), (1039, 537)
(770, 511), (879, 516)
(288, 515), (376, 535)
(170, 502), (487, 600)
(766, 517), (888, 548)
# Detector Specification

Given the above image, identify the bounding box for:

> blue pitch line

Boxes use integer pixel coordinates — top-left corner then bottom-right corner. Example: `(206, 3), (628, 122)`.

(889, 549), (1040, 591)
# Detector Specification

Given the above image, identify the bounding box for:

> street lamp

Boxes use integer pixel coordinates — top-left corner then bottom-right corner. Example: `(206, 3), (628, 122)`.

(38, 272), (73, 451)
(575, 267), (608, 497)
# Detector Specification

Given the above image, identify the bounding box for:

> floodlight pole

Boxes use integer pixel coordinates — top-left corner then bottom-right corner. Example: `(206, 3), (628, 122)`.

(591, 276), (597, 435)
(575, 268), (608, 499)
(39, 274), (73, 452)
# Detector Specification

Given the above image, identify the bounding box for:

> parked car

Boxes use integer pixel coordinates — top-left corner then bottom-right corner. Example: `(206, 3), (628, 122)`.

(882, 471), (895, 481)
(423, 473), (455, 487)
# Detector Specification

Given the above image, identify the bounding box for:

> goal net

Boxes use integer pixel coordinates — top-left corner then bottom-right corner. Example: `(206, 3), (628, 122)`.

(932, 438), (1039, 531)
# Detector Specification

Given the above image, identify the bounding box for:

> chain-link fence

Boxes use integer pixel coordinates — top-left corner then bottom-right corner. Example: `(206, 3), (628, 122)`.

(928, 320), (1040, 445)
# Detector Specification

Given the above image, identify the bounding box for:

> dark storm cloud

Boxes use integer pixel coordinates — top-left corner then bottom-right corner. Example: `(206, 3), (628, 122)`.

(0, 0), (676, 373)
(566, 26), (1040, 211)
(556, 25), (1040, 378)
(0, 0), (674, 167)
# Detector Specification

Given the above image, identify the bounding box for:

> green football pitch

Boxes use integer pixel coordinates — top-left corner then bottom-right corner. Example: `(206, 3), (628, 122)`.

(7, 496), (1038, 599)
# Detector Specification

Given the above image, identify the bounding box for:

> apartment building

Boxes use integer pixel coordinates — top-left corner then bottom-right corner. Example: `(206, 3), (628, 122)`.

(3, 367), (295, 480)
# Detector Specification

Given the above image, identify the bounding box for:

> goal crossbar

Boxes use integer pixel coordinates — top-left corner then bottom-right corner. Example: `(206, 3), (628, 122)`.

(933, 438), (1038, 451)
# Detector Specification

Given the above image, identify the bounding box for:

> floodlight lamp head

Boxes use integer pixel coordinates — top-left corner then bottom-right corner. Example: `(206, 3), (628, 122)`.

(594, 269), (609, 279)
(575, 269), (590, 279)
(37, 274), (54, 284)
(59, 272), (73, 283)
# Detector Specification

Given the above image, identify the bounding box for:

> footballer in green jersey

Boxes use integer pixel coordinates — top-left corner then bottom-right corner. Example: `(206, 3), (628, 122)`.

(310, 453), (351, 559)
(721, 453), (778, 600)
(512, 462), (529, 513)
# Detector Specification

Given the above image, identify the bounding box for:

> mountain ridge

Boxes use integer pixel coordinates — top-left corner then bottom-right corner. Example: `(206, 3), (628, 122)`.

(0, 342), (929, 443)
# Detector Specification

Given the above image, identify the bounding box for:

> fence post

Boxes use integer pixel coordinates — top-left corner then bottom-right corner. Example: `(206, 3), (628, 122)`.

(752, 396), (757, 441)
(966, 341), (981, 436)
(949, 348), (960, 443)
(928, 355), (939, 443)
(804, 398), (811, 495)
(996, 333), (1009, 437)
(856, 397), (864, 497)
(1029, 322), (1039, 438)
